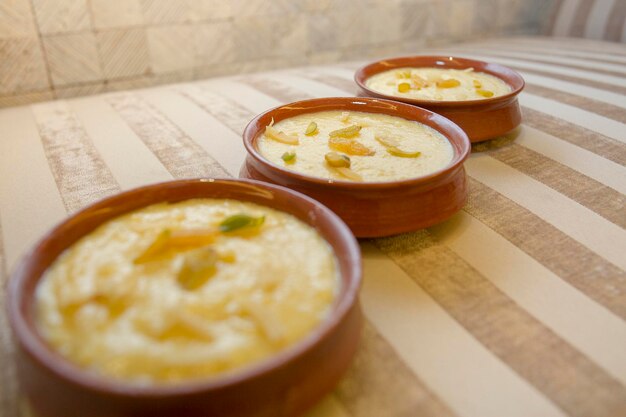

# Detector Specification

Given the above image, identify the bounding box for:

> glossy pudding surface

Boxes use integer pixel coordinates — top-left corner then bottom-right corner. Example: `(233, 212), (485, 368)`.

(35, 198), (339, 385)
(365, 67), (511, 101)
(257, 110), (454, 182)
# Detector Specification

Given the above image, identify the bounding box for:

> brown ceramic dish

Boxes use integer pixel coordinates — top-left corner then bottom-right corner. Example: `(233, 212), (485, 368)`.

(240, 97), (471, 238)
(354, 56), (525, 142)
(7, 179), (362, 417)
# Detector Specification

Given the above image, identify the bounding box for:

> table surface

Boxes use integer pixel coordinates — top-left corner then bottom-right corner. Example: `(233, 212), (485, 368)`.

(1, 36), (625, 417)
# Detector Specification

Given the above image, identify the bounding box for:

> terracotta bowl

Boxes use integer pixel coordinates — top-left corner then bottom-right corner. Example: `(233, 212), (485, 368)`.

(354, 55), (525, 143)
(7, 179), (362, 417)
(240, 97), (471, 238)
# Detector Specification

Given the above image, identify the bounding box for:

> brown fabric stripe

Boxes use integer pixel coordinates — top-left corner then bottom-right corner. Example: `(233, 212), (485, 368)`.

(375, 230), (626, 417)
(177, 85), (256, 136)
(238, 76), (315, 103)
(32, 102), (121, 213)
(0, 220), (18, 417)
(335, 321), (457, 417)
(523, 84), (626, 124)
(570, 0), (597, 37)
(465, 49), (626, 79)
(522, 107), (626, 166)
(605, 0), (626, 41)
(107, 93), (228, 179)
(466, 177), (626, 319)
(480, 142), (626, 228)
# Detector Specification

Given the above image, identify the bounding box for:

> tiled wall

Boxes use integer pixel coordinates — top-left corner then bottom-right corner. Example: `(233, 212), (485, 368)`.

(0, 0), (554, 108)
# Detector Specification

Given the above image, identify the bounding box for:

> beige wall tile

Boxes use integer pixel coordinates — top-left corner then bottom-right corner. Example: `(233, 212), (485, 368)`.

(91, 0), (143, 29)
(141, 0), (191, 24)
(32, 0), (91, 34)
(399, 0), (431, 41)
(307, 12), (336, 52)
(147, 25), (195, 74)
(231, 0), (298, 17)
(189, 0), (233, 21)
(473, 0), (499, 35)
(0, 38), (49, 94)
(233, 13), (308, 61)
(0, 0), (37, 39)
(366, 5), (402, 45)
(43, 33), (103, 86)
(97, 28), (149, 79)
(194, 22), (236, 67)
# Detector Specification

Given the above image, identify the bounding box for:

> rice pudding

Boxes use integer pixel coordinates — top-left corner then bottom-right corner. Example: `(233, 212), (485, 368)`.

(35, 199), (339, 385)
(366, 67), (511, 101)
(257, 110), (454, 182)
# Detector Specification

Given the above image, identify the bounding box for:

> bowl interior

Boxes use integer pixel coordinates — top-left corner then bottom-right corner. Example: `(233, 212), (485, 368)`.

(243, 97), (471, 188)
(8, 178), (361, 396)
(354, 55), (525, 107)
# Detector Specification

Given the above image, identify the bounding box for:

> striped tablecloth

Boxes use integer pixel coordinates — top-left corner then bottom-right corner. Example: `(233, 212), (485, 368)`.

(1, 36), (625, 417)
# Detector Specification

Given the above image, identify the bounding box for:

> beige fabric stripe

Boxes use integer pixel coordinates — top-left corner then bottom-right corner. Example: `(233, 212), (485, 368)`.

(606, 0), (626, 41)
(107, 93), (228, 179)
(68, 96), (173, 190)
(433, 211), (626, 385)
(570, 0), (598, 37)
(465, 177), (626, 319)
(375, 231), (626, 417)
(360, 243), (566, 417)
(522, 107), (626, 166)
(334, 321), (457, 417)
(0, 107), (67, 269)
(0, 219), (18, 417)
(140, 88), (244, 178)
(480, 142), (626, 227)
(31, 101), (121, 213)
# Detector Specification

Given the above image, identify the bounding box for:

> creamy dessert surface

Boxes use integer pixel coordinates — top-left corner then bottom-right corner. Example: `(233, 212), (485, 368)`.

(35, 199), (339, 385)
(257, 110), (454, 182)
(365, 67), (511, 101)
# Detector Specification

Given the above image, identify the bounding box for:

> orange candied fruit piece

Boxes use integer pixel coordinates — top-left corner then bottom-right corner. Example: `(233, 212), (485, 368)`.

(329, 137), (375, 156)
(476, 89), (494, 98)
(436, 78), (461, 88)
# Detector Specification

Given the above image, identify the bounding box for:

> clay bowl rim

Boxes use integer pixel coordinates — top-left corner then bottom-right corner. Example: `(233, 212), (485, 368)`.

(7, 178), (362, 398)
(354, 55), (525, 108)
(242, 96), (471, 190)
